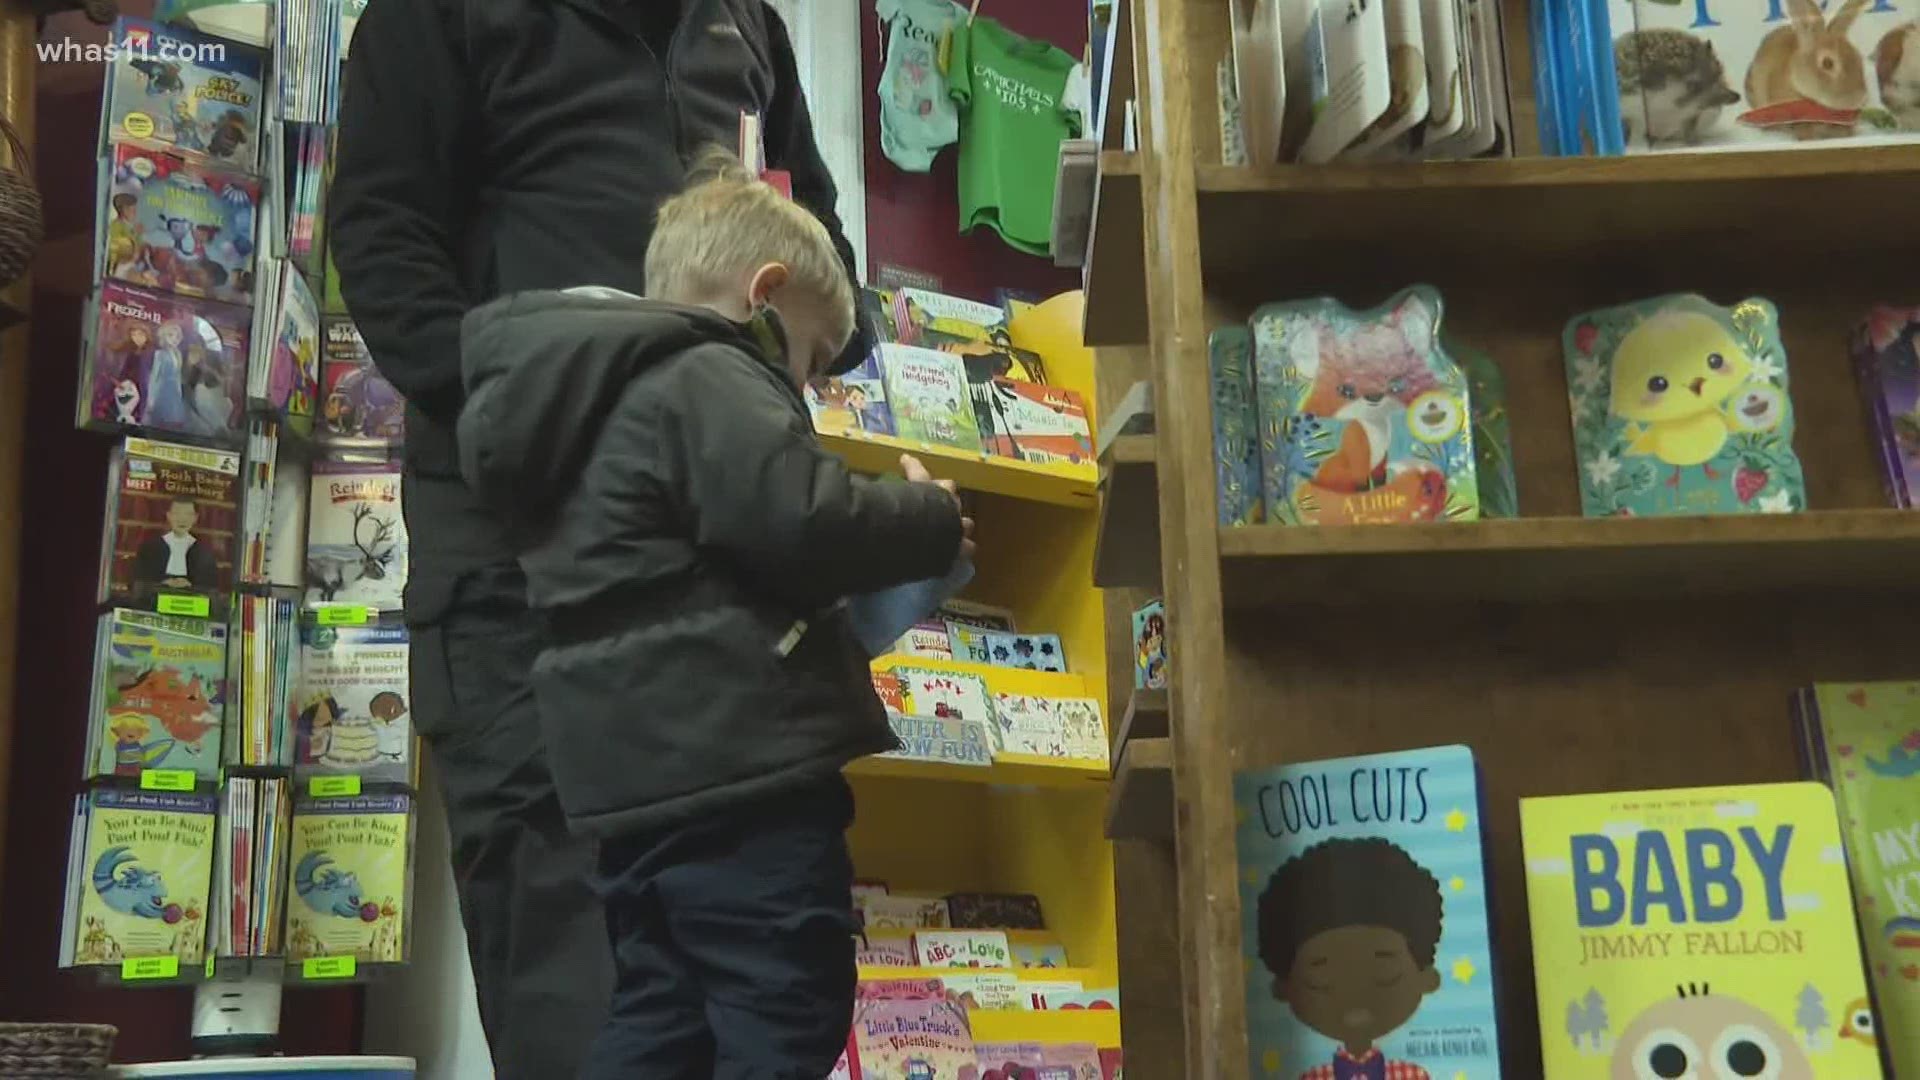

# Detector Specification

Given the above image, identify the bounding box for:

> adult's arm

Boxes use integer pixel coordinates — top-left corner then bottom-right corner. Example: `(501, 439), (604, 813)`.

(328, 0), (473, 427)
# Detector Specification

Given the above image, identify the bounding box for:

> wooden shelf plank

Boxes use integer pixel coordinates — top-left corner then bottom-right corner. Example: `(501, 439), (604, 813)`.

(819, 430), (1096, 509)
(1093, 434), (1159, 587)
(1218, 510), (1920, 606)
(1105, 737), (1171, 841)
(848, 751), (1109, 791)
(1109, 687), (1169, 771)
(1082, 152), (1145, 347)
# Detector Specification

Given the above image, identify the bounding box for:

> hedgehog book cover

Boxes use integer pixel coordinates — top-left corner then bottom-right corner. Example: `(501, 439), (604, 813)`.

(85, 608), (227, 782)
(1234, 745), (1503, 1080)
(1564, 294), (1805, 517)
(1521, 781), (1882, 1079)
(295, 621), (413, 787)
(286, 793), (414, 966)
(879, 343), (984, 454)
(1613, 0), (1920, 153)
(101, 16), (264, 170)
(98, 142), (259, 308)
(1798, 682), (1920, 1077)
(63, 788), (216, 968)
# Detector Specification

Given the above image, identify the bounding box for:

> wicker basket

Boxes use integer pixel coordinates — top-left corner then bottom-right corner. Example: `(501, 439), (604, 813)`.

(0, 112), (43, 293)
(0, 1021), (118, 1077)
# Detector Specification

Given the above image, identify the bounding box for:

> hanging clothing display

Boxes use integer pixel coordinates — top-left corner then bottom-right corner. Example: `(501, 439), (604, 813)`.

(948, 15), (1080, 256)
(875, 0), (965, 171)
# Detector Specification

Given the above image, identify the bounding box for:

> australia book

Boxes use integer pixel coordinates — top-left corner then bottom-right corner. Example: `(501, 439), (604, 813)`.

(85, 608), (227, 782)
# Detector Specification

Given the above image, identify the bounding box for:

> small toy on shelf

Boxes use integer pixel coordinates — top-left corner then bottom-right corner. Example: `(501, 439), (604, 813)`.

(1852, 304), (1920, 508)
(1564, 294), (1804, 517)
(1132, 599), (1166, 691)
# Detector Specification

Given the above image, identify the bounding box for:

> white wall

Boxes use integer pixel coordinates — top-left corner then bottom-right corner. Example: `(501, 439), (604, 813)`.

(770, 0), (868, 280)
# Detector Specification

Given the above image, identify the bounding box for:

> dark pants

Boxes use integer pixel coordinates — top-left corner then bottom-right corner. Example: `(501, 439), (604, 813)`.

(404, 475), (613, 1079)
(583, 774), (859, 1080)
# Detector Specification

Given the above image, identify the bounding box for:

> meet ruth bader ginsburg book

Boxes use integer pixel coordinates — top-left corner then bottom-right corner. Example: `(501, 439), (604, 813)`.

(1235, 744), (1503, 1080)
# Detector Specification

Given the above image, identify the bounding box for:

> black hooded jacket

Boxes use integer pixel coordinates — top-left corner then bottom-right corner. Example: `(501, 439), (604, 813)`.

(330, 0), (872, 482)
(457, 290), (963, 836)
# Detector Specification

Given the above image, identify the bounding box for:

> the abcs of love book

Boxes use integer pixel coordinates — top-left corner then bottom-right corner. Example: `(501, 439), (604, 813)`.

(61, 788), (215, 969)
(85, 608), (227, 781)
(286, 794), (414, 966)
(1521, 781), (1881, 1079)
(1235, 744), (1502, 1080)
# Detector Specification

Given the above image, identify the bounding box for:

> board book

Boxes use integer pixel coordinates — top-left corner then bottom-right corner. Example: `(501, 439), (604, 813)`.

(1853, 304), (1920, 508)
(80, 282), (251, 445)
(252, 261), (321, 435)
(296, 621), (413, 786)
(880, 343), (983, 453)
(100, 142), (259, 308)
(286, 793), (414, 966)
(850, 996), (974, 1078)
(62, 788), (216, 969)
(305, 457), (408, 611)
(97, 436), (241, 610)
(102, 16), (264, 169)
(1521, 781), (1879, 1079)
(86, 608), (227, 782)
(806, 353), (896, 438)
(319, 318), (404, 446)
(979, 380), (1093, 465)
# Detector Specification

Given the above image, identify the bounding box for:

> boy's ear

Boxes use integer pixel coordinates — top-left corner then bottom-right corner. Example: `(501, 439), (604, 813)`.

(748, 262), (791, 306)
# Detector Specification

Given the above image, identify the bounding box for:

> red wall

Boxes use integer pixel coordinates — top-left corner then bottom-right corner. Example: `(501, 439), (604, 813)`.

(0, 10), (359, 1061)
(859, 0), (1085, 301)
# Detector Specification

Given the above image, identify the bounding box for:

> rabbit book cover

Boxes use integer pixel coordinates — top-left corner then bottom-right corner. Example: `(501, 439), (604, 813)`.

(1853, 305), (1920, 508)
(66, 789), (216, 968)
(1798, 682), (1920, 1077)
(1235, 745), (1503, 1080)
(1254, 286), (1480, 526)
(1614, 0), (1920, 151)
(1565, 294), (1805, 517)
(287, 794), (412, 964)
(1521, 782), (1883, 1079)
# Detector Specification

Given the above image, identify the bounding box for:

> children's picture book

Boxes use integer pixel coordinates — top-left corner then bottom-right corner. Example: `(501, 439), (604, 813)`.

(1211, 325), (1264, 527)
(1452, 339), (1519, 518)
(880, 343), (984, 453)
(806, 354), (896, 438)
(296, 621), (412, 786)
(881, 713), (994, 767)
(873, 672), (906, 714)
(1235, 745), (1502, 1080)
(1254, 286), (1480, 526)
(941, 973), (1022, 1010)
(1040, 1043), (1105, 1078)
(319, 318), (404, 446)
(1132, 598), (1166, 691)
(1564, 294), (1805, 517)
(894, 666), (996, 726)
(80, 282), (251, 445)
(155, 0), (273, 47)
(1853, 304), (1920, 508)
(102, 16), (263, 169)
(976, 1042), (1047, 1077)
(978, 380), (1093, 465)
(305, 458), (408, 610)
(992, 694), (1106, 761)
(981, 632), (1067, 673)
(1521, 781), (1879, 1079)
(62, 789), (216, 968)
(253, 261), (321, 435)
(861, 893), (952, 931)
(286, 793), (414, 966)
(86, 609), (227, 781)
(915, 929), (1013, 969)
(850, 996), (974, 1078)
(98, 436), (241, 608)
(895, 619), (956, 660)
(1614, 0), (1920, 153)
(1012, 938), (1070, 968)
(1299, 0), (1392, 162)
(1797, 682), (1920, 1077)
(857, 930), (919, 967)
(101, 142), (259, 307)
(898, 287), (1010, 345)
(1349, 0), (1432, 157)
(946, 893), (1046, 930)
(941, 599), (1017, 665)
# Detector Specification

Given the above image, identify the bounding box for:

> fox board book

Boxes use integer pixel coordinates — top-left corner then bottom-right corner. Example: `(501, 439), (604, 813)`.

(85, 608), (227, 782)
(101, 16), (264, 169)
(296, 621), (413, 786)
(61, 788), (216, 969)
(1798, 682), (1920, 1078)
(97, 436), (241, 610)
(100, 142), (259, 308)
(286, 794), (414, 966)
(1234, 745), (1502, 1080)
(1520, 782), (1881, 1079)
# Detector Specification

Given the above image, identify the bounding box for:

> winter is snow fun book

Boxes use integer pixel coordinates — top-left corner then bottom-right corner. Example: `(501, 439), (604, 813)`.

(100, 142), (259, 308)
(87, 609), (227, 781)
(286, 794), (413, 965)
(1564, 294), (1804, 517)
(1235, 745), (1502, 1080)
(1520, 782), (1881, 1080)
(102, 16), (264, 169)
(64, 789), (216, 968)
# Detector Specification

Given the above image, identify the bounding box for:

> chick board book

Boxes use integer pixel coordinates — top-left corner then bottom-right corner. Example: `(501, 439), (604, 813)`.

(1253, 286), (1480, 526)
(101, 17), (263, 170)
(296, 621), (413, 786)
(880, 343), (984, 453)
(79, 282), (251, 446)
(1234, 745), (1502, 1080)
(305, 458), (408, 611)
(1797, 682), (1920, 1077)
(85, 608), (227, 782)
(60, 789), (216, 969)
(286, 794), (414, 967)
(1611, 0), (1920, 153)
(1520, 782), (1881, 1080)
(1564, 294), (1804, 517)
(100, 142), (259, 308)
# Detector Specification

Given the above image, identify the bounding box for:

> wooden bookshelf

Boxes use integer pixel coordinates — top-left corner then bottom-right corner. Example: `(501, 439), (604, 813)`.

(1105, 736), (1169, 842)
(1082, 153), (1144, 347)
(1092, 434), (1157, 587)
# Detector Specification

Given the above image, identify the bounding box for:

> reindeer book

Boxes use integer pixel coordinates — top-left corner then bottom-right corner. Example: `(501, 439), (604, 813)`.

(286, 793), (414, 967)
(305, 458), (408, 611)
(296, 621), (413, 787)
(1521, 782), (1880, 1079)
(1564, 294), (1805, 517)
(85, 608), (227, 782)
(61, 788), (216, 969)
(1253, 286), (1480, 526)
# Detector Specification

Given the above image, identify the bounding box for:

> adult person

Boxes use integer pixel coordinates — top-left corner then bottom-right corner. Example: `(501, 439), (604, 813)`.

(328, 3), (872, 1075)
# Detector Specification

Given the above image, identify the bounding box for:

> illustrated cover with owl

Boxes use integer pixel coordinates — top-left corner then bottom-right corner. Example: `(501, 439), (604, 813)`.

(1797, 682), (1920, 1077)
(61, 788), (217, 969)
(1521, 782), (1882, 1079)
(1564, 294), (1805, 517)
(1613, 0), (1920, 152)
(1235, 745), (1503, 1080)
(1253, 285), (1481, 527)
(1852, 305), (1920, 508)
(1210, 325), (1264, 528)
(286, 793), (414, 967)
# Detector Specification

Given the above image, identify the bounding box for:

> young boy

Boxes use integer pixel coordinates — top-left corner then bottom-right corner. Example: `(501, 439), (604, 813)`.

(454, 154), (970, 1079)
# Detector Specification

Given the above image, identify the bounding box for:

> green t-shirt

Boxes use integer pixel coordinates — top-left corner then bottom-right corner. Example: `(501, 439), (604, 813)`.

(949, 17), (1080, 257)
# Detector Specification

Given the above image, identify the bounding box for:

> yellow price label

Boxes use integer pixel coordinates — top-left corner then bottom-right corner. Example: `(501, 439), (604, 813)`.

(156, 594), (210, 617)
(302, 956), (357, 980)
(121, 955), (179, 981)
(309, 775), (362, 798)
(139, 770), (195, 792)
(316, 605), (371, 626)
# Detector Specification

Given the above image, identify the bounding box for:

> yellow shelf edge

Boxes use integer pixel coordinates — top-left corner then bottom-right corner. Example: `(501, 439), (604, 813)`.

(858, 964), (1101, 984)
(819, 429), (1097, 508)
(970, 1007), (1121, 1048)
(872, 655), (1091, 699)
(848, 751), (1109, 791)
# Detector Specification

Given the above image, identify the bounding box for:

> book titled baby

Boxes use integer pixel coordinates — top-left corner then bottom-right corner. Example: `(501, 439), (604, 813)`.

(1235, 744), (1502, 1080)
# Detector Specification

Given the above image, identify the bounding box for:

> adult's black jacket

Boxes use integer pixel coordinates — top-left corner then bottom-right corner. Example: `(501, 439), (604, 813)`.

(329, 0), (871, 480)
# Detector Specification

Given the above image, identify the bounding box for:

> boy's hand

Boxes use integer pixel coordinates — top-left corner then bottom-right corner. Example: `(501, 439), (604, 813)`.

(901, 454), (975, 561)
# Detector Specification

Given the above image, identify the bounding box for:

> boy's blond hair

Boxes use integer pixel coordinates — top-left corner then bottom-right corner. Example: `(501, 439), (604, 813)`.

(645, 148), (855, 349)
